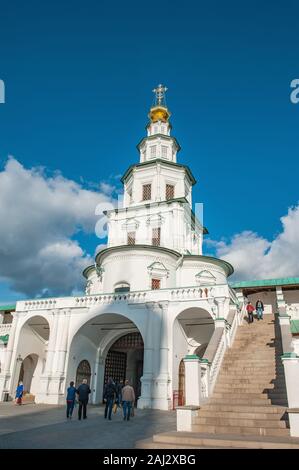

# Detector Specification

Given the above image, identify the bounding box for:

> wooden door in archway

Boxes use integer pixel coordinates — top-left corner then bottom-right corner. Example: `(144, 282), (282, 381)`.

(76, 360), (91, 387)
(178, 359), (185, 406)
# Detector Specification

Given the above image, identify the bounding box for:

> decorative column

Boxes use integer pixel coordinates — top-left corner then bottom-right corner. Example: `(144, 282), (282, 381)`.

(0, 312), (19, 401)
(215, 297), (226, 319)
(45, 311), (59, 374)
(235, 291), (245, 324)
(43, 310), (71, 404)
(35, 311), (59, 402)
(57, 310), (71, 375)
(276, 286), (286, 315)
(183, 355), (201, 406)
(277, 312), (299, 437)
(282, 351), (299, 437)
(152, 301), (170, 410)
(92, 353), (105, 404)
(138, 303), (154, 409)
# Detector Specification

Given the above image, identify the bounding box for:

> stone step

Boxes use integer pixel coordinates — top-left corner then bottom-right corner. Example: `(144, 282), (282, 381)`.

(217, 378), (283, 383)
(194, 416), (288, 429)
(199, 410), (286, 420)
(225, 355), (276, 359)
(215, 383), (286, 390)
(145, 432), (299, 449)
(220, 367), (283, 372)
(212, 392), (273, 399)
(214, 389), (287, 396)
(135, 438), (204, 449)
(208, 397), (272, 405)
(202, 404), (286, 414)
(191, 423), (290, 437)
(223, 361), (278, 365)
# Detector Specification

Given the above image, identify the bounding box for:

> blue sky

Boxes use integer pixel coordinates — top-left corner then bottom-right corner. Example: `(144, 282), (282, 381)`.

(0, 1), (299, 302)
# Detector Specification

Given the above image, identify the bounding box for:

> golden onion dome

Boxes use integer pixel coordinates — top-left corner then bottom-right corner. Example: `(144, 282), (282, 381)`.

(148, 105), (171, 123)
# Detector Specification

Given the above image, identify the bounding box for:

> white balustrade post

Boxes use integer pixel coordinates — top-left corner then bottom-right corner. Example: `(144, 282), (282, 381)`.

(282, 351), (299, 437)
(215, 297), (226, 319)
(183, 355), (201, 406)
(276, 286), (286, 313)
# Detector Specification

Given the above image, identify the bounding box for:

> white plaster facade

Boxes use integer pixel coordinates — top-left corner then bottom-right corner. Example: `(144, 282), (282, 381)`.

(1, 86), (299, 419)
(0, 86), (238, 409)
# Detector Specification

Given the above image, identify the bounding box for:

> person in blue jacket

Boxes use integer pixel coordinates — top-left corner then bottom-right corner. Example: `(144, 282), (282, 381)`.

(66, 381), (77, 419)
(15, 381), (24, 405)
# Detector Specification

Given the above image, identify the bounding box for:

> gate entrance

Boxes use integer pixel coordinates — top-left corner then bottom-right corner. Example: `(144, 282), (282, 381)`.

(103, 332), (144, 399)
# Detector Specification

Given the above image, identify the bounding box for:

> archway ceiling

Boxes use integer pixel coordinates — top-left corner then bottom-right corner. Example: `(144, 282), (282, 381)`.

(79, 313), (139, 346)
(27, 316), (50, 340)
(176, 307), (215, 346)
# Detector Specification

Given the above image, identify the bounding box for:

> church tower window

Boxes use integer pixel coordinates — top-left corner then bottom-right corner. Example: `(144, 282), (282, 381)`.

(142, 184), (152, 201)
(166, 184), (175, 200)
(151, 278), (161, 290)
(114, 282), (130, 293)
(161, 145), (168, 158)
(127, 231), (136, 245)
(150, 145), (156, 158)
(152, 227), (161, 246)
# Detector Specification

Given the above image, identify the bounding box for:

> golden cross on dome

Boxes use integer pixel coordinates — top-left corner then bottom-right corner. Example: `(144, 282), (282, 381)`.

(153, 84), (168, 106)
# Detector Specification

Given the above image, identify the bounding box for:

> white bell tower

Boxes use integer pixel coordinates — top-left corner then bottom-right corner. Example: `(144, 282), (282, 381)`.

(105, 84), (206, 256)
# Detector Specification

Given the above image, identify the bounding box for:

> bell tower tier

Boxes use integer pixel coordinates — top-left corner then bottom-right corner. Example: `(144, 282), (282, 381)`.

(138, 84), (180, 164)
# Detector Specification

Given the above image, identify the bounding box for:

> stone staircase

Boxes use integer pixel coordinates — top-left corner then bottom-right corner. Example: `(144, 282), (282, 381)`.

(137, 314), (299, 449)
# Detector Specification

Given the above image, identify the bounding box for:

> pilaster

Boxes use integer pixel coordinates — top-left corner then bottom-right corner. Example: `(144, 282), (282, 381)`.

(151, 301), (171, 410)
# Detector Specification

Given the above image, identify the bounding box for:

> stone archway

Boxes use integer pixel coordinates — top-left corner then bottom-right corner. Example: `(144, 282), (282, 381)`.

(12, 315), (50, 400)
(67, 312), (145, 406)
(103, 332), (144, 401)
(172, 306), (215, 407)
(18, 353), (39, 394)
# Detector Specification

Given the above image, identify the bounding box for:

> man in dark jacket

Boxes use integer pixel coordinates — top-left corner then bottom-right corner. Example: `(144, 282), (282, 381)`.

(76, 379), (91, 420)
(103, 377), (117, 420)
(255, 299), (264, 320)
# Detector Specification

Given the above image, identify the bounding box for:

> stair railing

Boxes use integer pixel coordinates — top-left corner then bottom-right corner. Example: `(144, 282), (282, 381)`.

(200, 301), (246, 400)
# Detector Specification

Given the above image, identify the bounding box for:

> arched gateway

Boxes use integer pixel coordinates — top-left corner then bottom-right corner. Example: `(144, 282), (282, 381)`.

(66, 312), (145, 406)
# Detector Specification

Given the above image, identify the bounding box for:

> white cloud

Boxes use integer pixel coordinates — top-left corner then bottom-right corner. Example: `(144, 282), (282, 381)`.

(213, 204), (299, 281)
(0, 158), (114, 298)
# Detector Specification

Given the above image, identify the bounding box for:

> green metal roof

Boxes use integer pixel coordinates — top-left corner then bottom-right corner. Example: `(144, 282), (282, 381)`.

(291, 320), (299, 335)
(230, 277), (299, 289)
(0, 304), (16, 312)
(121, 159), (197, 185)
(0, 334), (9, 343)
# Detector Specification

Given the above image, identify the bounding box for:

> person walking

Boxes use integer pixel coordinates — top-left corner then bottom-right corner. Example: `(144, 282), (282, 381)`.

(76, 378), (91, 420)
(103, 377), (117, 421)
(246, 301), (255, 323)
(255, 299), (264, 320)
(115, 379), (124, 407)
(121, 380), (135, 421)
(66, 381), (77, 419)
(15, 381), (24, 405)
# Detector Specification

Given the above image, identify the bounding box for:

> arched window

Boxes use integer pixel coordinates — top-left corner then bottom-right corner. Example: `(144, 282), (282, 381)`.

(114, 282), (130, 293)
(76, 360), (91, 386)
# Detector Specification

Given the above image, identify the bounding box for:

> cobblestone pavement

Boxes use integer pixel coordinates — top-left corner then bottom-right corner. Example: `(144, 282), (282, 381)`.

(0, 402), (176, 449)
